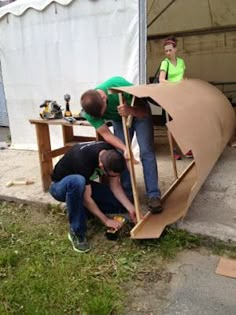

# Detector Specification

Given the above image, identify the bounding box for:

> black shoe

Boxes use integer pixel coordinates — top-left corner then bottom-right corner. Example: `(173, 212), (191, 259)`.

(148, 197), (163, 214)
(68, 232), (91, 253)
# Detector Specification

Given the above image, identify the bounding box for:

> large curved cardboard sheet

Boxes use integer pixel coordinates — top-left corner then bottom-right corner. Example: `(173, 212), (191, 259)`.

(110, 79), (235, 239)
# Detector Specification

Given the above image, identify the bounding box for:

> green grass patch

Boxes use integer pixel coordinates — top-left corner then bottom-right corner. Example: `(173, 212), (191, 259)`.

(0, 201), (235, 314)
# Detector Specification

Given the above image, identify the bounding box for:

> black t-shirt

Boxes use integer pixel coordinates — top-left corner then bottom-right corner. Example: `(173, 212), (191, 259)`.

(51, 141), (114, 184)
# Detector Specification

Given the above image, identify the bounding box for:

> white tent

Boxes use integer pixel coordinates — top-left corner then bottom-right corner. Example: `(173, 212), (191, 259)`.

(0, 0), (146, 149)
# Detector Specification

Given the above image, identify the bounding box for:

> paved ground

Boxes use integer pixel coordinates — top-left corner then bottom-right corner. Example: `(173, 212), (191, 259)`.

(125, 249), (236, 315)
(164, 250), (236, 315)
(179, 146), (236, 242)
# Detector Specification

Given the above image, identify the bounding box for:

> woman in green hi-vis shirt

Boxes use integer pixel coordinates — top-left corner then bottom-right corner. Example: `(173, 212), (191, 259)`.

(159, 36), (193, 160)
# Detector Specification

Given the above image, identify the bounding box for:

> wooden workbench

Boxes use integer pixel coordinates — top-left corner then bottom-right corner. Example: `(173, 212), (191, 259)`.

(30, 118), (97, 191)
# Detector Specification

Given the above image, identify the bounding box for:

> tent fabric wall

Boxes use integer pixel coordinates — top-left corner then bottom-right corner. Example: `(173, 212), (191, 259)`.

(0, 0), (73, 18)
(0, 0), (141, 150)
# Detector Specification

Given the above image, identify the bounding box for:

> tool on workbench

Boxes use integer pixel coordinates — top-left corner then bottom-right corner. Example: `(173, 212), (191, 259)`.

(64, 116), (76, 123)
(64, 94), (73, 117)
(40, 100), (63, 119)
(39, 100), (51, 119)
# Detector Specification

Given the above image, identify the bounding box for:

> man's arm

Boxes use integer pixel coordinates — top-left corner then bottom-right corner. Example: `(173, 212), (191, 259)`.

(83, 184), (123, 230)
(117, 96), (150, 118)
(97, 124), (127, 152)
(97, 124), (139, 164)
(117, 102), (149, 118)
(108, 176), (137, 223)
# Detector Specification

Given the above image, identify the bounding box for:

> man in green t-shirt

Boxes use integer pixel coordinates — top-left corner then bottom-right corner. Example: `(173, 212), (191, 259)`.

(80, 76), (162, 214)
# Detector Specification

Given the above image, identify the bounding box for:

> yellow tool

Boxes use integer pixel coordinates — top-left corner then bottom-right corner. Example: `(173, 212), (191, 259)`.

(40, 100), (63, 119)
(39, 100), (51, 119)
(64, 94), (72, 117)
(105, 215), (126, 240)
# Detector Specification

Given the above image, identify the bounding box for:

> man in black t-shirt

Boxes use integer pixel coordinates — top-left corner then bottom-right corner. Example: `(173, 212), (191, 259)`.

(50, 141), (136, 253)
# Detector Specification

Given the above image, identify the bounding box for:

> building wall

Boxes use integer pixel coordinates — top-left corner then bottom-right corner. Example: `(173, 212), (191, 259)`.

(147, 31), (236, 83)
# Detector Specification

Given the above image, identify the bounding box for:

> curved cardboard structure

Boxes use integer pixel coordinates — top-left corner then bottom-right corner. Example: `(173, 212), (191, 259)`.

(110, 79), (235, 239)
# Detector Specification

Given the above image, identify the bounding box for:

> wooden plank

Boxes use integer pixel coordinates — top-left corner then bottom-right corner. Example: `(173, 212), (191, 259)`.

(165, 112), (178, 179)
(42, 138), (97, 161)
(118, 93), (143, 223)
(65, 137), (97, 145)
(126, 95), (136, 128)
(42, 146), (70, 161)
(30, 118), (91, 127)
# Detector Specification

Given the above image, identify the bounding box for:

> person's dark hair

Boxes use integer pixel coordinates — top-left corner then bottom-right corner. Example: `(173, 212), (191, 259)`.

(164, 35), (177, 47)
(80, 89), (104, 118)
(100, 150), (125, 174)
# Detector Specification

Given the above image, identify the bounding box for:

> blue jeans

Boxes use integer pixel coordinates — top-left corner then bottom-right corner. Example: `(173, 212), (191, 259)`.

(112, 104), (161, 199)
(49, 175), (126, 237)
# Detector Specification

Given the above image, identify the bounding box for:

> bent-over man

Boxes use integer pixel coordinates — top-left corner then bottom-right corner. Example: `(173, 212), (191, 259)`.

(80, 76), (162, 214)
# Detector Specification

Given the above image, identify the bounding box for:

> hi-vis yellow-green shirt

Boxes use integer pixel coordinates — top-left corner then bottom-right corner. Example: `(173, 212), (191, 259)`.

(160, 57), (186, 82)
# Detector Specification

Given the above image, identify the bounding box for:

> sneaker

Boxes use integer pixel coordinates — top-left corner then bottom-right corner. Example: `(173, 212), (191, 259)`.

(174, 153), (182, 160)
(185, 150), (193, 158)
(148, 197), (163, 214)
(68, 232), (91, 253)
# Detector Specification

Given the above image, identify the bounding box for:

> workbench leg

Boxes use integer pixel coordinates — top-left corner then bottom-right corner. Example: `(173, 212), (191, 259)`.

(35, 124), (53, 192)
(62, 125), (74, 145)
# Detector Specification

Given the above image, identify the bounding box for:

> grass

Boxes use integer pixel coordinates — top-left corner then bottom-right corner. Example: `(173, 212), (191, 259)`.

(0, 201), (235, 315)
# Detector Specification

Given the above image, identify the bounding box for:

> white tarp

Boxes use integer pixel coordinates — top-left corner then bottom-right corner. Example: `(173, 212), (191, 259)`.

(0, 0), (73, 18)
(0, 0), (141, 149)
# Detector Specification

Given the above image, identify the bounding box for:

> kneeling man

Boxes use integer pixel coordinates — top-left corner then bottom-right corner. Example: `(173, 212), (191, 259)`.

(50, 141), (136, 253)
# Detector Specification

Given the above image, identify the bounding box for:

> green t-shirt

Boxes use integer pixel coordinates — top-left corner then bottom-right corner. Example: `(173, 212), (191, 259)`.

(83, 76), (133, 129)
(160, 57), (186, 82)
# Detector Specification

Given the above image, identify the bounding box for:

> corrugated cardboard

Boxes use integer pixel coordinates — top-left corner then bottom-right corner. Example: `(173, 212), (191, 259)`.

(216, 257), (236, 279)
(110, 79), (235, 239)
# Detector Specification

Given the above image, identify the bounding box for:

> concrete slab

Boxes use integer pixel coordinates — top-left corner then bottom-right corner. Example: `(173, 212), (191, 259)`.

(123, 249), (236, 315)
(178, 146), (236, 242)
(164, 250), (236, 315)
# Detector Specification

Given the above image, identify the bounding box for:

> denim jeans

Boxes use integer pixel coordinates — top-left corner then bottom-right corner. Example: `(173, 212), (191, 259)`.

(112, 105), (161, 198)
(49, 175), (126, 237)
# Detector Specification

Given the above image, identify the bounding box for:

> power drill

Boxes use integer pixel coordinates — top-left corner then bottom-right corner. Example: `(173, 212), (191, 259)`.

(64, 94), (72, 117)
